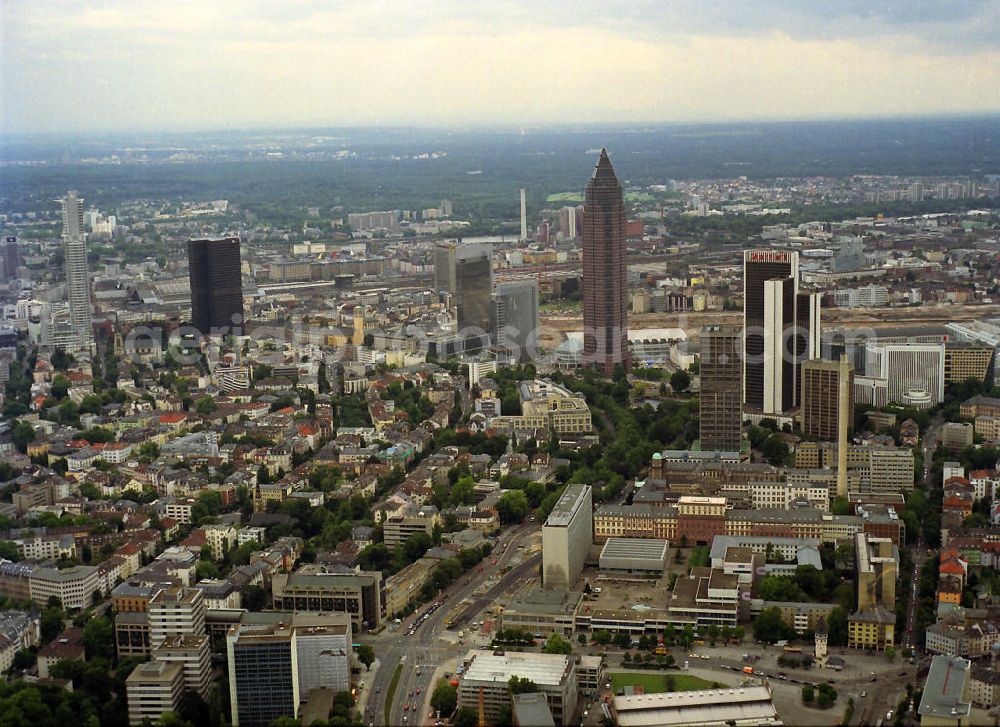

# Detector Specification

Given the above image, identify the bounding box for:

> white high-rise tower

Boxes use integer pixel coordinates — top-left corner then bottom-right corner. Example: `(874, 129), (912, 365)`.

(59, 191), (94, 351)
(519, 189), (527, 241)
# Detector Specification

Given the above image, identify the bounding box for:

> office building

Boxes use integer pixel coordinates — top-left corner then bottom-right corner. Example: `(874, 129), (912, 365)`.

(581, 149), (630, 375)
(801, 357), (854, 442)
(855, 532), (897, 611)
(492, 279), (540, 363)
(699, 325), (743, 451)
(227, 623), (300, 727)
(295, 619), (352, 696)
(59, 191), (94, 351)
(1, 235), (20, 280)
(743, 249), (800, 415)
(541, 484), (593, 589)
(862, 340), (945, 406)
(832, 236), (866, 273)
(271, 565), (383, 631)
(495, 379), (592, 435)
(944, 343), (994, 384)
(434, 240), (493, 337)
(127, 660), (185, 726)
(187, 237), (244, 336)
(558, 205), (578, 240)
(457, 649), (578, 727)
(148, 586), (206, 648)
(918, 655), (972, 727)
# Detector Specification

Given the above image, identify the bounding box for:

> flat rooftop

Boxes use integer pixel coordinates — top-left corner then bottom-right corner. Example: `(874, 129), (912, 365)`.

(614, 686), (779, 727)
(600, 538), (669, 562)
(918, 655), (972, 720)
(544, 484), (591, 528)
(461, 650), (570, 687)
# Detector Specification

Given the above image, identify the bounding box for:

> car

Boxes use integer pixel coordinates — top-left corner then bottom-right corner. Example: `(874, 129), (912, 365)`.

(416, 688), (421, 695)
(375, 686), (381, 693)
(492, 559), (498, 565)
(404, 704), (409, 712)
(861, 691), (867, 698)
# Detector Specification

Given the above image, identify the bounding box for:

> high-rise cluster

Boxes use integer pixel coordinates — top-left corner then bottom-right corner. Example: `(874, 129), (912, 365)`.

(742, 249), (820, 417)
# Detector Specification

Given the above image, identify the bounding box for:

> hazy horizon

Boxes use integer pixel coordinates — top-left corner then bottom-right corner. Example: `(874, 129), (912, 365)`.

(3, 0), (999, 135)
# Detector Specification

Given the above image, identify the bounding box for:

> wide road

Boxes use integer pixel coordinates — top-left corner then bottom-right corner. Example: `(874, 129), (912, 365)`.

(366, 522), (540, 727)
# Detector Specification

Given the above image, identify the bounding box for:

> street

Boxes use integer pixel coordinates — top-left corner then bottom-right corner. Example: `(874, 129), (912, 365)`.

(364, 522), (540, 727)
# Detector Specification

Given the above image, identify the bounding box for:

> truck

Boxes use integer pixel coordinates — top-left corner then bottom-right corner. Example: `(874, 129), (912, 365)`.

(654, 646), (669, 656)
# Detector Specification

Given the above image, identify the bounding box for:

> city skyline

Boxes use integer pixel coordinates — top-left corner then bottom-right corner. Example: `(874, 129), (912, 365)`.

(2, 1), (999, 134)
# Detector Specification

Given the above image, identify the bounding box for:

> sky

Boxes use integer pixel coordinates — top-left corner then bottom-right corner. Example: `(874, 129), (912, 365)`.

(2, 0), (1000, 134)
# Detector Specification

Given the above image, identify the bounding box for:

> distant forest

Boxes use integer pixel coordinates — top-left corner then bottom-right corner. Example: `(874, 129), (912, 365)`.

(2, 116), (997, 224)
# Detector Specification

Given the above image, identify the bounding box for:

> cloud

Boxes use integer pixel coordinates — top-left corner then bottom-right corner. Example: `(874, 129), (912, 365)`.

(1, 0), (998, 133)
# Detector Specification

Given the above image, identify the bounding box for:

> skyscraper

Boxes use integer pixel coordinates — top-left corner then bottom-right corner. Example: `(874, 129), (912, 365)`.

(581, 149), (630, 375)
(187, 237), (244, 336)
(1, 236), (21, 281)
(519, 189), (528, 241)
(492, 279), (539, 363)
(700, 325), (743, 452)
(742, 249), (819, 416)
(434, 240), (493, 336)
(227, 623), (299, 727)
(801, 357), (854, 443)
(59, 191), (94, 351)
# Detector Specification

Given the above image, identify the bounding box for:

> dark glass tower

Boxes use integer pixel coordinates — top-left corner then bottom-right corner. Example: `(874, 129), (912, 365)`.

(700, 325), (743, 452)
(187, 237), (244, 335)
(582, 149), (630, 375)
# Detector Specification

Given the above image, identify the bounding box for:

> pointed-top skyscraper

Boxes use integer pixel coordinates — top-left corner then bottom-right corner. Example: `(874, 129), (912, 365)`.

(582, 149), (630, 375)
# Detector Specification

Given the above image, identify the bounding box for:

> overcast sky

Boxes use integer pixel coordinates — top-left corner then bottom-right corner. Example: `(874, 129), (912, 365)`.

(2, 0), (999, 134)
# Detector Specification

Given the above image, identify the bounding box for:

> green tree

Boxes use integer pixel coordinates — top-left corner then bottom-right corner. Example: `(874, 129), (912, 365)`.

(542, 633), (573, 655)
(453, 707), (479, 727)
(11, 421), (35, 452)
(802, 684), (814, 703)
(356, 643), (375, 671)
(670, 370), (691, 394)
(430, 680), (458, 717)
(195, 397), (217, 415)
(592, 630), (612, 646)
(82, 616), (114, 660)
(753, 607), (795, 644)
(508, 675), (539, 695)
(496, 490), (529, 525)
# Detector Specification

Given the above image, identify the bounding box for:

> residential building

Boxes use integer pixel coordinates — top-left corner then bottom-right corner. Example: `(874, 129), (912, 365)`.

(127, 660), (185, 726)
(153, 633), (213, 700)
(383, 504), (440, 549)
(148, 586), (206, 648)
(581, 149), (630, 375)
(941, 422), (974, 452)
(542, 485), (593, 589)
(847, 606), (895, 651)
(699, 325), (742, 451)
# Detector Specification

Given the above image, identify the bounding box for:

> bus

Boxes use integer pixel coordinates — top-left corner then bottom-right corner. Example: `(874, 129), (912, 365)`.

(782, 646), (802, 654)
